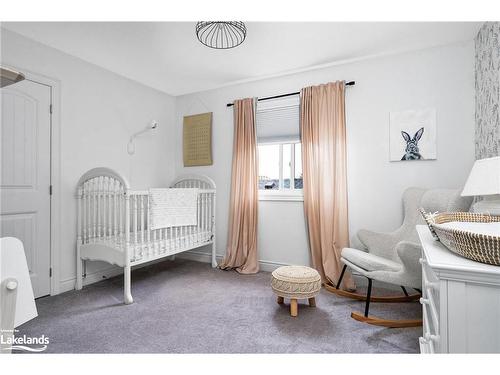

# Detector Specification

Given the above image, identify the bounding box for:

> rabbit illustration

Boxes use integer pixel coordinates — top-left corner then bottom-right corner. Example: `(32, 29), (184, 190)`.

(401, 127), (424, 160)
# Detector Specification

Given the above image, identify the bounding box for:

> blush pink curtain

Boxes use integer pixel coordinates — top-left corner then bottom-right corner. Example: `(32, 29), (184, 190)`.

(219, 98), (259, 274)
(300, 81), (354, 289)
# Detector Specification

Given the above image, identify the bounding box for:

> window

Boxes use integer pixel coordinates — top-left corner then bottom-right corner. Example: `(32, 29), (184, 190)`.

(256, 95), (303, 201)
(258, 142), (302, 190)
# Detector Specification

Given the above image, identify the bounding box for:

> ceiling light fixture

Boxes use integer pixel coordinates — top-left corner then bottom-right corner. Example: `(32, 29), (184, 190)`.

(195, 22), (247, 49)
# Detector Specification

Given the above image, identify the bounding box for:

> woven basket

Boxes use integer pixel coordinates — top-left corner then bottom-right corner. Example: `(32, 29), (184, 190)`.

(420, 210), (500, 266)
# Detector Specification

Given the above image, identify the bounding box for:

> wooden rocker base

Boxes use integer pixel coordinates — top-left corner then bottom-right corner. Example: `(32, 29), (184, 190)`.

(351, 311), (422, 328)
(328, 265), (422, 328)
(323, 282), (420, 303)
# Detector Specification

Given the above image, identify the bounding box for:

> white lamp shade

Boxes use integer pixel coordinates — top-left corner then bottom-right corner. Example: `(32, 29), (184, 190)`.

(461, 156), (500, 197)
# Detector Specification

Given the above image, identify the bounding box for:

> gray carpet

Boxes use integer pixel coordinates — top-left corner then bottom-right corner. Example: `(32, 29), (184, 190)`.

(17, 259), (421, 353)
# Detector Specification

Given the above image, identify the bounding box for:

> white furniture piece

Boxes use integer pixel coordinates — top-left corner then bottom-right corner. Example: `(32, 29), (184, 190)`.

(461, 156), (500, 215)
(75, 168), (216, 304)
(1, 237), (38, 354)
(417, 225), (500, 353)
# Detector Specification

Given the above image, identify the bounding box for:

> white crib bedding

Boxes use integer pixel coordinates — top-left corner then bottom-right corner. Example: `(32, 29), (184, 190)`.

(82, 227), (212, 262)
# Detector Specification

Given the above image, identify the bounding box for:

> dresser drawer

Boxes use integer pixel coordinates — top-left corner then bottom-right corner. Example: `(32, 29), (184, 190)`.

(421, 299), (440, 351)
(420, 254), (441, 352)
(420, 255), (440, 318)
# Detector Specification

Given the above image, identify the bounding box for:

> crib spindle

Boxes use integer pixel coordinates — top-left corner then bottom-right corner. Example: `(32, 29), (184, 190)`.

(107, 178), (111, 239)
(103, 177), (108, 239)
(208, 193), (212, 243)
(107, 178), (112, 239)
(140, 195), (145, 257)
(197, 193), (201, 243)
(82, 183), (87, 244)
(113, 179), (117, 243)
(163, 228), (166, 254)
(102, 178), (106, 238)
(98, 177), (103, 239)
(168, 227), (172, 253)
(175, 227), (179, 251)
(182, 225), (185, 249)
(201, 193), (206, 234)
(77, 187), (83, 244)
(93, 179), (97, 241)
(147, 195), (151, 256)
(103, 177), (106, 238)
(133, 195), (138, 259)
(119, 185), (123, 242)
(87, 182), (91, 243)
(103, 177), (107, 238)
(205, 193), (209, 235)
(153, 229), (157, 256)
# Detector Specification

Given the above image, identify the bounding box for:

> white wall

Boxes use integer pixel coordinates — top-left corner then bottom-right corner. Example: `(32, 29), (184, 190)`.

(1, 28), (176, 292)
(175, 41), (475, 269)
(0, 27), (477, 289)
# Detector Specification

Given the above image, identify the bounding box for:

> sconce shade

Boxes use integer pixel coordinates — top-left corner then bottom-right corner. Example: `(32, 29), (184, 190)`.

(0, 67), (25, 88)
(461, 156), (500, 197)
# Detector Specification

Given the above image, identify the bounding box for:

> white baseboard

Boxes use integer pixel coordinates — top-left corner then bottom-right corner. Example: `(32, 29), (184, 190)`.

(176, 249), (294, 272)
(175, 249), (217, 264)
(59, 266), (123, 293)
(58, 256), (176, 294)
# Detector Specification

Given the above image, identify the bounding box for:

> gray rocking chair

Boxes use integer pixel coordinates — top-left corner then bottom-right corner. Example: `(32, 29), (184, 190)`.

(325, 187), (472, 327)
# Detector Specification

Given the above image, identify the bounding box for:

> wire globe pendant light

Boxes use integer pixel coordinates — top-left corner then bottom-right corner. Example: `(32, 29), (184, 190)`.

(196, 22), (247, 49)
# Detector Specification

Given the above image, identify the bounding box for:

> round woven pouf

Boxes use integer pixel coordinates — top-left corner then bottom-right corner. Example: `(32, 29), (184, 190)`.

(271, 265), (321, 317)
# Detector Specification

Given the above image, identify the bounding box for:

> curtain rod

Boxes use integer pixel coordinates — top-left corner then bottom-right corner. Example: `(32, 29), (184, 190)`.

(226, 81), (355, 107)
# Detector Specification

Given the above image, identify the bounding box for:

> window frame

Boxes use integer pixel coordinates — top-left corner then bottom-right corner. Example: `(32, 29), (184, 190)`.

(257, 140), (304, 202)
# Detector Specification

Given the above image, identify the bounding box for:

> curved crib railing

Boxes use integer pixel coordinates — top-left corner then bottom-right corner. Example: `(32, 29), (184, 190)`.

(75, 168), (216, 304)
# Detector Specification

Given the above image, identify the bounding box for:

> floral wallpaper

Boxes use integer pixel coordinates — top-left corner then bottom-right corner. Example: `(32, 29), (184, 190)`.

(475, 22), (500, 159)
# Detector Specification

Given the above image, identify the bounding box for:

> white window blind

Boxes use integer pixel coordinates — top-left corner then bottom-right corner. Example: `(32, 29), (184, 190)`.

(256, 95), (300, 143)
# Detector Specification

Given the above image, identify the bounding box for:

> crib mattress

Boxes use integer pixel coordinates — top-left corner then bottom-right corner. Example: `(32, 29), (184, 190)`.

(82, 228), (212, 263)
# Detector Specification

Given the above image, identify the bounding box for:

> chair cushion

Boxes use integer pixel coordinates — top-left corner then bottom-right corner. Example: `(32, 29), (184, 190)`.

(341, 248), (402, 273)
(271, 266), (321, 299)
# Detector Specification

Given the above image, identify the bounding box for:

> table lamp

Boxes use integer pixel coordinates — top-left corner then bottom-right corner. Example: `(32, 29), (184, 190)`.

(461, 156), (500, 215)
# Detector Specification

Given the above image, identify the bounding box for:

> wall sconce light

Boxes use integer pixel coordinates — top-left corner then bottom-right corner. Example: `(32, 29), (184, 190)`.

(127, 120), (159, 155)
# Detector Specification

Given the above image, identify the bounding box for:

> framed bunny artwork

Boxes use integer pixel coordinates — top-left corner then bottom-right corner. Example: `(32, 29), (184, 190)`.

(389, 108), (437, 161)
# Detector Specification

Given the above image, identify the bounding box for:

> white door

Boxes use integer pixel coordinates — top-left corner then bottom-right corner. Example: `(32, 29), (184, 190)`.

(1, 79), (51, 298)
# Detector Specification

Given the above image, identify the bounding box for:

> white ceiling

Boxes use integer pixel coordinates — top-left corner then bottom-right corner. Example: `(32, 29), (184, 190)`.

(2, 22), (481, 96)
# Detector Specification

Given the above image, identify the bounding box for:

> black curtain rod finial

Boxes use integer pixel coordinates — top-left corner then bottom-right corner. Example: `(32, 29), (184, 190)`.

(226, 81), (355, 107)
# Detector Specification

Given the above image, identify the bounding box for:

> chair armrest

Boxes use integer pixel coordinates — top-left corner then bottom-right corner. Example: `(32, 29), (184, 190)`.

(396, 241), (422, 275)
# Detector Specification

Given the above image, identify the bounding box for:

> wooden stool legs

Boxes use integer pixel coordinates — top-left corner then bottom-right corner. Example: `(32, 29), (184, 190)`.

(290, 299), (298, 317)
(277, 296), (317, 317)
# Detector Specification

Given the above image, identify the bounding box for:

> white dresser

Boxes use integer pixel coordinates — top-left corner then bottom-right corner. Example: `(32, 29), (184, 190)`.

(417, 225), (500, 353)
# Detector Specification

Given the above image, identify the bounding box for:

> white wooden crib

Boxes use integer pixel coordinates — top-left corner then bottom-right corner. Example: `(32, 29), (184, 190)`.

(75, 168), (216, 304)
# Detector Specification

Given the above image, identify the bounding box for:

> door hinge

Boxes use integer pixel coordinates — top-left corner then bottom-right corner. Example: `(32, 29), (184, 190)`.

(49, 185), (53, 195)
(49, 268), (52, 278)
(49, 104), (53, 114)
